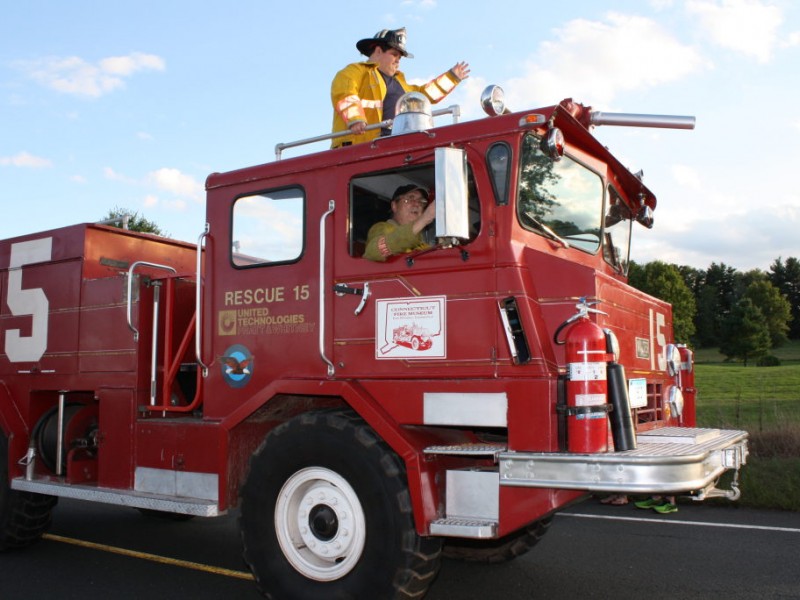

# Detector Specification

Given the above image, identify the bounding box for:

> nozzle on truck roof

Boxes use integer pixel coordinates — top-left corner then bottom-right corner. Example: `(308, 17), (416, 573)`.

(589, 111), (696, 130)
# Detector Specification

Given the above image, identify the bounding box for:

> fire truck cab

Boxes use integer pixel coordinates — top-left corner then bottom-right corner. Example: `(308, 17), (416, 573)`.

(0, 87), (748, 599)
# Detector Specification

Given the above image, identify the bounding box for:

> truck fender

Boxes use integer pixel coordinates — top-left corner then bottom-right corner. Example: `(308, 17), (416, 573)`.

(226, 379), (439, 536)
(335, 380), (439, 536)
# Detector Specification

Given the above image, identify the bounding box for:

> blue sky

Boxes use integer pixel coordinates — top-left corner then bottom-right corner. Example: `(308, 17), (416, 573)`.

(2, 0), (798, 271)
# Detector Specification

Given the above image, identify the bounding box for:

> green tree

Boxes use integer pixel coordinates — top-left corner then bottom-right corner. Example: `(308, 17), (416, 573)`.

(694, 284), (720, 347)
(628, 261), (696, 343)
(719, 297), (771, 366)
(101, 207), (166, 236)
(693, 262), (739, 347)
(768, 257), (800, 339)
(518, 134), (560, 220)
(677, 265), (704, 297)
(742, 278), (792, 347)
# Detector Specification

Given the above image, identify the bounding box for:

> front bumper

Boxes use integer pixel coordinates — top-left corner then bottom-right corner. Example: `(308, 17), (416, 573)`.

(498, 427), (748, 496)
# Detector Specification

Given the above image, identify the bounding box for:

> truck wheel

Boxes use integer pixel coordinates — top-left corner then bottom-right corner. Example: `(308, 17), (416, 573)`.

(240, 409), (442, 600)
(442, 517), (551, 563)
(0, 432), (58, 551)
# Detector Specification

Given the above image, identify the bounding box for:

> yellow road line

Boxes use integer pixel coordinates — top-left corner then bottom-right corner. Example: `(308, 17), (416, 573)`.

(42, 533), (254, 580)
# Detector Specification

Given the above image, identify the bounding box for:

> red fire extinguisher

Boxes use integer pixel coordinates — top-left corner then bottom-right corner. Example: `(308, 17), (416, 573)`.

(555, 299), (611, 453)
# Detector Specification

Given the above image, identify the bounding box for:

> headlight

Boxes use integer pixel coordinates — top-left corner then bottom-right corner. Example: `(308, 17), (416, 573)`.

(541, 127), (565, 161)
(603, 329), (620, 362)
(481, 85), (506, 117)
(664, 343), (681, 377)
(667, 385), (684, 418)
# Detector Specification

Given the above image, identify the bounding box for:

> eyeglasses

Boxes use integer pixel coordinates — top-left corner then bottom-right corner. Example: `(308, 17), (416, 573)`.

(398, 196), (428, 207)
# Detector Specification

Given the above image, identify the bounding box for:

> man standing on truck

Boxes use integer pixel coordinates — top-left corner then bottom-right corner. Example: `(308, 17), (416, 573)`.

(364, 184), (435, 261)
(330, 27), (469, 148)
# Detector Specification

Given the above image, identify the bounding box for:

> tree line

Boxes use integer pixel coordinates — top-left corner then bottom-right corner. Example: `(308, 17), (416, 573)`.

(628, 257), (799, 365)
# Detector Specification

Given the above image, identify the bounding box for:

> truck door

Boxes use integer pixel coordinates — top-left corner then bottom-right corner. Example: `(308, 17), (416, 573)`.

(329, 150), (495, 379)
(202, 185), (319, 419)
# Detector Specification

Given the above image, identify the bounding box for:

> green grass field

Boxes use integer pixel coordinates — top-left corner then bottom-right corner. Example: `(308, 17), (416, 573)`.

(692, 340), (800, 510)
(694, 364), (800, 429)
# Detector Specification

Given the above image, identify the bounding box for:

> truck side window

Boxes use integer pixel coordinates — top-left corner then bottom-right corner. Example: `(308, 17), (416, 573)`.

(231, 187), (305, 267)
(518, 134), (603, 254)
(349, 184), (392, 257)
(487, 142), (511, 206)
(349, 164), (482, 258)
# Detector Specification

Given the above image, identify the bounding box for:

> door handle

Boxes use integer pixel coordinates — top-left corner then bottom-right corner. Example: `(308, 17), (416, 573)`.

(333, 282), (371, 316)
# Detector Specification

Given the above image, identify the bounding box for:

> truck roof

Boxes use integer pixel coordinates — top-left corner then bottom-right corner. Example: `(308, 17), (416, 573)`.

(205, 98), (657, 214)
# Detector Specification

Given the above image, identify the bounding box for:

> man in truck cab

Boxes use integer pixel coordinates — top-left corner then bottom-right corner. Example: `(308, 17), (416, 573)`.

(364, 184), (436, 261)
(330, 27), (470, 147)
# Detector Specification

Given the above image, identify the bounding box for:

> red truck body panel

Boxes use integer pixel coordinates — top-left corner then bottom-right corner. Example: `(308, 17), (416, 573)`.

(0, 99), (738, 571)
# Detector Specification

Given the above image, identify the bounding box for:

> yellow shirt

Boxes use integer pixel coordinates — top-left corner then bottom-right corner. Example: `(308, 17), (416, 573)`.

(363, 219), (429, 262)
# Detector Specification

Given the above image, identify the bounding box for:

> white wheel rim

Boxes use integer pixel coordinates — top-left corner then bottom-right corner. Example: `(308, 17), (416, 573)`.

(275, 466), (366, 581)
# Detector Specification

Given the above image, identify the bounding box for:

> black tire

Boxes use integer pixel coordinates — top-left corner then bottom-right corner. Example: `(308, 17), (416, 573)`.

(0, 432), (58, 551)
(442, 517), (552, 563)
(239, 408), (442, 600)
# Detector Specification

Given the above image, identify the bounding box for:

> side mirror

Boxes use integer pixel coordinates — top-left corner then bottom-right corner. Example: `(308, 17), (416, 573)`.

(434, 147), (470, 242)
(636, 204), (654, 229)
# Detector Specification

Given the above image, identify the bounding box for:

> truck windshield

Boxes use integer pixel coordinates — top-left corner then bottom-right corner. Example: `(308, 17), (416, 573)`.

(517, 133), (603, 253)
(603, 185), (633, 275)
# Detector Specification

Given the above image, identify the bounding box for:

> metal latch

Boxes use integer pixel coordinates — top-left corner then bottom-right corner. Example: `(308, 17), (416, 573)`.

(333, 282), (371, 316)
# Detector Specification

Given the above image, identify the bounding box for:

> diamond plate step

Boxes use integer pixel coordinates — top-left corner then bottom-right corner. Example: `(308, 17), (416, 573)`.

(429, 517), (497, 538)
(423, 443), (506, 459)
(638, 427), (721, 445)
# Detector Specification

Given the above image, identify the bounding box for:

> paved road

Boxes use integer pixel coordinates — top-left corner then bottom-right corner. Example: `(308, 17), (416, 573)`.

(1, 497), (799, 599)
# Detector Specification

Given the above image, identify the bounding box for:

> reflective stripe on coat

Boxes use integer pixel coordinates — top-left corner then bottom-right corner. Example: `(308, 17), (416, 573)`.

(330, 62), (461, 148)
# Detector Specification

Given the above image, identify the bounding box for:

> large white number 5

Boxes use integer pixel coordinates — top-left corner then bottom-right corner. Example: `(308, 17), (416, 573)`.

(5, 238), (52, 363)
(650, 309), (667, 371)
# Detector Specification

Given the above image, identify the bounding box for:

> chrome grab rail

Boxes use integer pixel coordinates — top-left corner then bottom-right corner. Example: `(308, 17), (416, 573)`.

(126, 260), (178, 342)
(319, 201), (336, 376)
(275, 105), (460, 159)
(195, 224), (210, 377)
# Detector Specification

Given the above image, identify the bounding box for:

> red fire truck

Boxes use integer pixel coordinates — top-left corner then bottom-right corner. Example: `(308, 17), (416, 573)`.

(0, 87), (748, 599)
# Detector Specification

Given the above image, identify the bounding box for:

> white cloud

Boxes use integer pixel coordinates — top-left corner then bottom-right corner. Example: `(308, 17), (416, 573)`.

(0, 151), (52, 168)
(686, 0), (783, 63)
(103, 166), (202, 211)
(99, 52), (165, 75)
(638, 179), (800, 270)
(70, 174), (87, 183)
(503, 13), (710, 109)
(147, 167), (203, 202)
(18, 52), (165, 98)
(784, 31), (800, 47)
(671, 164), (702, 189)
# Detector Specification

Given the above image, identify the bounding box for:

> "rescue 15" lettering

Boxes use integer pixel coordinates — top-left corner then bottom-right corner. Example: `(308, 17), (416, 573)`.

(224, 284), (310, 306)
